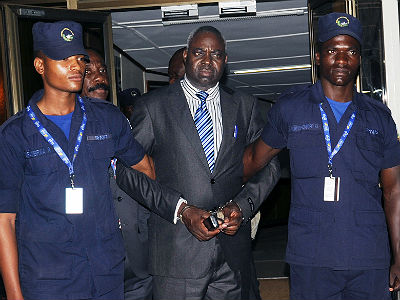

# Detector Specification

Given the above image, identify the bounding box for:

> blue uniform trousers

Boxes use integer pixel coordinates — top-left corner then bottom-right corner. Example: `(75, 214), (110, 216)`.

(290, 264), (391, 300)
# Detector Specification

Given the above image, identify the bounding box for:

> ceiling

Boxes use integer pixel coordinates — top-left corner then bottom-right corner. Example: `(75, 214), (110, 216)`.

(111, 0), (312, 102)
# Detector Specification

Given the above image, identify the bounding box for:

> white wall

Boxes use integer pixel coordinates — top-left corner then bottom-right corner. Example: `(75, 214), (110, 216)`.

(382, 0), (400, 131)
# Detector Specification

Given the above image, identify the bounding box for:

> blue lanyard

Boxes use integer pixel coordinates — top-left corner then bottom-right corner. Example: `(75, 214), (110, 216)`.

(27, 96), (87, 187)
(319, 103), (356, 176)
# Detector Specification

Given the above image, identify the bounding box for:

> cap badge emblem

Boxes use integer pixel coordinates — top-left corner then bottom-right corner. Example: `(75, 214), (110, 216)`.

(336, 16), (350, 27)
(61, 28), (74, 42)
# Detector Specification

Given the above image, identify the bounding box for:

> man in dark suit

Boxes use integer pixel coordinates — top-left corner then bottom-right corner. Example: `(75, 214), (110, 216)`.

(117, 26), (279, 300)
(81, 50), (152, 300)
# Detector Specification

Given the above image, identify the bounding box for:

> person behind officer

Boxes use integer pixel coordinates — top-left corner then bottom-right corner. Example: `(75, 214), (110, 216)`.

(116, 25), (280, 300)
(80, 50), (152, 300)
(0, 20), (158, 300)
(81, 49), (110, 101)
(118, 88), (141, 119)
(242, 12), (400, 299)
(168, 47), (186, 84)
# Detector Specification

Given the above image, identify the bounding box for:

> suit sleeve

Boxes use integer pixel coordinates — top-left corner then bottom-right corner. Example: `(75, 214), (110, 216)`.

(116, 160), (181, 223)
(130, 97), (155, 154)
(233, 96), (281, 222)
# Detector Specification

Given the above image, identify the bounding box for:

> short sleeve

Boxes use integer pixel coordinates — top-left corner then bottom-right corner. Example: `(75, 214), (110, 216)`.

(260, 99), (288, 149)
(112, 111), (145, 166)
(0, 130), (23, 212)
(382, 114), (400, 169)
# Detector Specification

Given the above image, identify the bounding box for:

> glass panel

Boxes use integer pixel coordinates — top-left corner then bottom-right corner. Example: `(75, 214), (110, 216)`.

(356, 0), (384, 102)
(0, 47), (7, 125)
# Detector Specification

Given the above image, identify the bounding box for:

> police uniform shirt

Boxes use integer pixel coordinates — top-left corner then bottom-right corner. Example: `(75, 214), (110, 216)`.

(0, 89), (145, 299)
(261, 81), (400, 269)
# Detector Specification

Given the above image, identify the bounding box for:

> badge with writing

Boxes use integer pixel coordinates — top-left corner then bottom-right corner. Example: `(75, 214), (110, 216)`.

(324, 177), (340, 202)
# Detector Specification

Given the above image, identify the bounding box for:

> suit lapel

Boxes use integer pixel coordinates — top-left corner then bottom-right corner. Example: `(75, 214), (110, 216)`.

(167, 83), (211, 174)
(214, 88), (239, 174)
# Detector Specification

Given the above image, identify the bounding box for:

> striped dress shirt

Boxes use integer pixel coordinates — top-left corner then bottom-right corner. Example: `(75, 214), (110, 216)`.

(180, 75), (223, 160)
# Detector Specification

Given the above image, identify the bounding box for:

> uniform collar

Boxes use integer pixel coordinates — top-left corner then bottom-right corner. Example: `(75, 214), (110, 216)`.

(312, 80), (370, 111)
(26, 89), (84, 136)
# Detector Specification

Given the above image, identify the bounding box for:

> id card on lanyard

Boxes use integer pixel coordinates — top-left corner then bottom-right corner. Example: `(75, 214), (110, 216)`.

(319, 103), (356, 202)
(27, 96), (87, 214)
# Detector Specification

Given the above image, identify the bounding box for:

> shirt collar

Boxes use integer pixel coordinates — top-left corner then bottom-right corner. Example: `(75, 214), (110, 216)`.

(182, 74), (219, 100)
(312, 80), (369, 111)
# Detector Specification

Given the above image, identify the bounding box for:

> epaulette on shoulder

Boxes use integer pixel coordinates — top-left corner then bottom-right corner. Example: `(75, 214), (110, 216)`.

(280, 83), (312, 98)
(362, 94), (391, 114)
(277, 84), (312, 104)
(0, 110), (25, 133)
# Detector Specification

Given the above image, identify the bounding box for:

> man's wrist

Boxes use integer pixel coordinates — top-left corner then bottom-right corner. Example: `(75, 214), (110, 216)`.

(225, 200), (244, 221)
(173, 198), (187, 224)
(178, 204), (193, 224)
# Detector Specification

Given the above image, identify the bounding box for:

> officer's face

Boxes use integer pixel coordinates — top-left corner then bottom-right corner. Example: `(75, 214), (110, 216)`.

(35, 54), (86, 93)
(316, 35), (360, 88)
(184, 32), (227, 90)
(82, 50), (110, 100)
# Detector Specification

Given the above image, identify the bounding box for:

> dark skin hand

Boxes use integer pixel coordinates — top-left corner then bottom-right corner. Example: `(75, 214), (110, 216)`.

(178, 201), (244, 240)
(381, 165), (400, 292)
(179, 203), (219, 241)
(220, 201), (243, 235)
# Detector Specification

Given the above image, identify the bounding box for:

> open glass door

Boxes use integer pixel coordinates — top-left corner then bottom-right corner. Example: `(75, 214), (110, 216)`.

(0, 3), (117, 122)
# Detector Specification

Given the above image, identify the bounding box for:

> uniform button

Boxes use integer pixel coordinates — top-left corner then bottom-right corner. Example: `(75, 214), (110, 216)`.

(117, 196), (123, 202)
(210, 179), (216, 184)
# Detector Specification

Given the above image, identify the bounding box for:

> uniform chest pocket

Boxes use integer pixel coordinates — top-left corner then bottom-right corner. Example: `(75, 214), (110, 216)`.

(287, 131), (326, 178)
(355, 133), (383, 170)
(86, 133), (114, 159)
(25, 147), (59, 175)
(352, 133), (383, 184)
(356, 133), (383, 154)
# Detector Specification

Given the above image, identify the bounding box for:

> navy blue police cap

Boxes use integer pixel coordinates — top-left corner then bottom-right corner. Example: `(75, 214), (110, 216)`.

(118, 88), (141, 107)
(32, 20), (88, 60)
(318, 12), (362, 45)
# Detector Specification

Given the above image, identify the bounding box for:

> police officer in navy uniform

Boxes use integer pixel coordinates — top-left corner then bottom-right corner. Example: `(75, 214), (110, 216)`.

(242, 12), (400, 299)
(0, 21), (159, 300)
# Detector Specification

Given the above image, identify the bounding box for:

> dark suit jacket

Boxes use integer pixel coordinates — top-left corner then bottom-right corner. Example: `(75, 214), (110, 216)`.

(117, 82), (280, 299)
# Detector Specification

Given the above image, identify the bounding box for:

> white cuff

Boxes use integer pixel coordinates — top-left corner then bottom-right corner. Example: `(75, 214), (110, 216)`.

(173, 197), (187, 224)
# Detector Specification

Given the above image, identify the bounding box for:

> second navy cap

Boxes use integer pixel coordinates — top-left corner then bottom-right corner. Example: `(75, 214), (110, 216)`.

(118, 88), (142, 107)
(32, 20), (88, 60)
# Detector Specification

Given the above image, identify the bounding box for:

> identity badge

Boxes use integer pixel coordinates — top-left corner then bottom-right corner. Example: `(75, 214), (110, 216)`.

(65, 187), (83, 214)
(324, 177), (340, 202)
